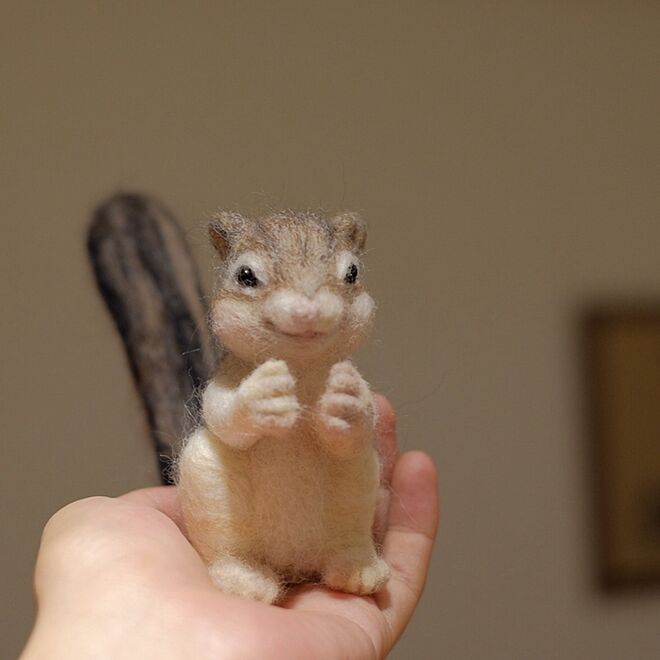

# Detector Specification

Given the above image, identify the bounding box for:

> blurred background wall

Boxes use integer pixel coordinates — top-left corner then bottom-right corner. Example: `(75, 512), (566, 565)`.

(2, 2), (659, 658)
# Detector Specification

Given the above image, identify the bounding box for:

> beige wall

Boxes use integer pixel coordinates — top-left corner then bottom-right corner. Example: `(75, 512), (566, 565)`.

(2, 2), (660, 658)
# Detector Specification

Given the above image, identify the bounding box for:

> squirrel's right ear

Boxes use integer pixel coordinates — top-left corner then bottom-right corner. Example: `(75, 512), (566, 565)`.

(208, 211), (246, 258)
(329, 212), (367, 253)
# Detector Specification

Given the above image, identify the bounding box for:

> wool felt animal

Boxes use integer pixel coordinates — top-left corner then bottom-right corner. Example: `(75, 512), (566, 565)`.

(177, 210), (390, 603)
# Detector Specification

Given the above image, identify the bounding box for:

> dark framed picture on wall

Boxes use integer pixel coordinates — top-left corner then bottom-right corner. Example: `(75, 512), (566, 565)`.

(585, 305), (660, 590)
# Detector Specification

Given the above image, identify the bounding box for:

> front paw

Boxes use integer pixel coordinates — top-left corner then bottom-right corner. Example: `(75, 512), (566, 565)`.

(318, 361), (374, 435)
(238, 359), (300, 434)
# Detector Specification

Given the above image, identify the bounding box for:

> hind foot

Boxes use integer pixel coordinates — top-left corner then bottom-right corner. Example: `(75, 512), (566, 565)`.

(208, 556), (282, 604)
(323, 554), (390, 595)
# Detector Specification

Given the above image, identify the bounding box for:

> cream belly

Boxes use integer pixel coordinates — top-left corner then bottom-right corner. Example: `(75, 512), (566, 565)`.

(178, 414), (382, 599)
(247, 432), (331, 574)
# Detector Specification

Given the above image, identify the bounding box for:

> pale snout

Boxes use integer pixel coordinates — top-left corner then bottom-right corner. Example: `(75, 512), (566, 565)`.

(264, 288), (343, 337)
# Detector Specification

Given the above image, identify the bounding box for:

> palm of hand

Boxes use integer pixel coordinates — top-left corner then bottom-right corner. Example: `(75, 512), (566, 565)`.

(23, 401), (437, 660)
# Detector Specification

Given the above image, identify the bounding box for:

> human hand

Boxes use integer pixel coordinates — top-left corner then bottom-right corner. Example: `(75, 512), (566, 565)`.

(21, 397), (438, 660)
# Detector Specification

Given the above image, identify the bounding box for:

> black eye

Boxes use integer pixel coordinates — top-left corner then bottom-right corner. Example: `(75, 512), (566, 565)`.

(344, 263), (359, 284)
(237, 266), (260, 287)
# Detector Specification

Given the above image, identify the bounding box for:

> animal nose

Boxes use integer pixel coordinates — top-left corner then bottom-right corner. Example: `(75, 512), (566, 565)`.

(264, 288), (342, 336)
(290, 297), (319, 323)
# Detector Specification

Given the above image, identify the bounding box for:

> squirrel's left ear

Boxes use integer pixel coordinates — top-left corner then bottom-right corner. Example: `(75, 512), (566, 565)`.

(329, 212), (367, 253)
(208, 211), (247, 258)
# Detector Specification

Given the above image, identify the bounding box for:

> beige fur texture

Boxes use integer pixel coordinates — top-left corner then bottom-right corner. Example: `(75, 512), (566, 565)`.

(177, 210), (389, 603)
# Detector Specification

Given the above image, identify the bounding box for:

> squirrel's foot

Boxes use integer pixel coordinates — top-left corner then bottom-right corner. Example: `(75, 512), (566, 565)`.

(208, 556), (282, 604)
(323, 553), (390, 596)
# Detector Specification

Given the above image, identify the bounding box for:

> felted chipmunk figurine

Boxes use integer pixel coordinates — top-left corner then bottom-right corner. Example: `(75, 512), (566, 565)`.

(177, 210), (389, 603)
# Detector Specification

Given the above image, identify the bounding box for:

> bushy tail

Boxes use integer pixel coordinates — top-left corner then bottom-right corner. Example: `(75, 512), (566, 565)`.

(87, 193), (216, 483)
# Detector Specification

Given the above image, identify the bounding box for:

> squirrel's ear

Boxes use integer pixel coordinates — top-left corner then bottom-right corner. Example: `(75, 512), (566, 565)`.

(208, 211), (246, 257)
(329, 212), (367, 253)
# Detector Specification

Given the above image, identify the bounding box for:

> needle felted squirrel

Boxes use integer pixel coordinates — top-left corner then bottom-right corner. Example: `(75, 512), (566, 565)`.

(177, 210), (390, 603)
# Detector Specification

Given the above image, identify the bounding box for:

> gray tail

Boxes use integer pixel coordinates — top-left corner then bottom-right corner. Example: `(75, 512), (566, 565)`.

(87, 193), (216, 483)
